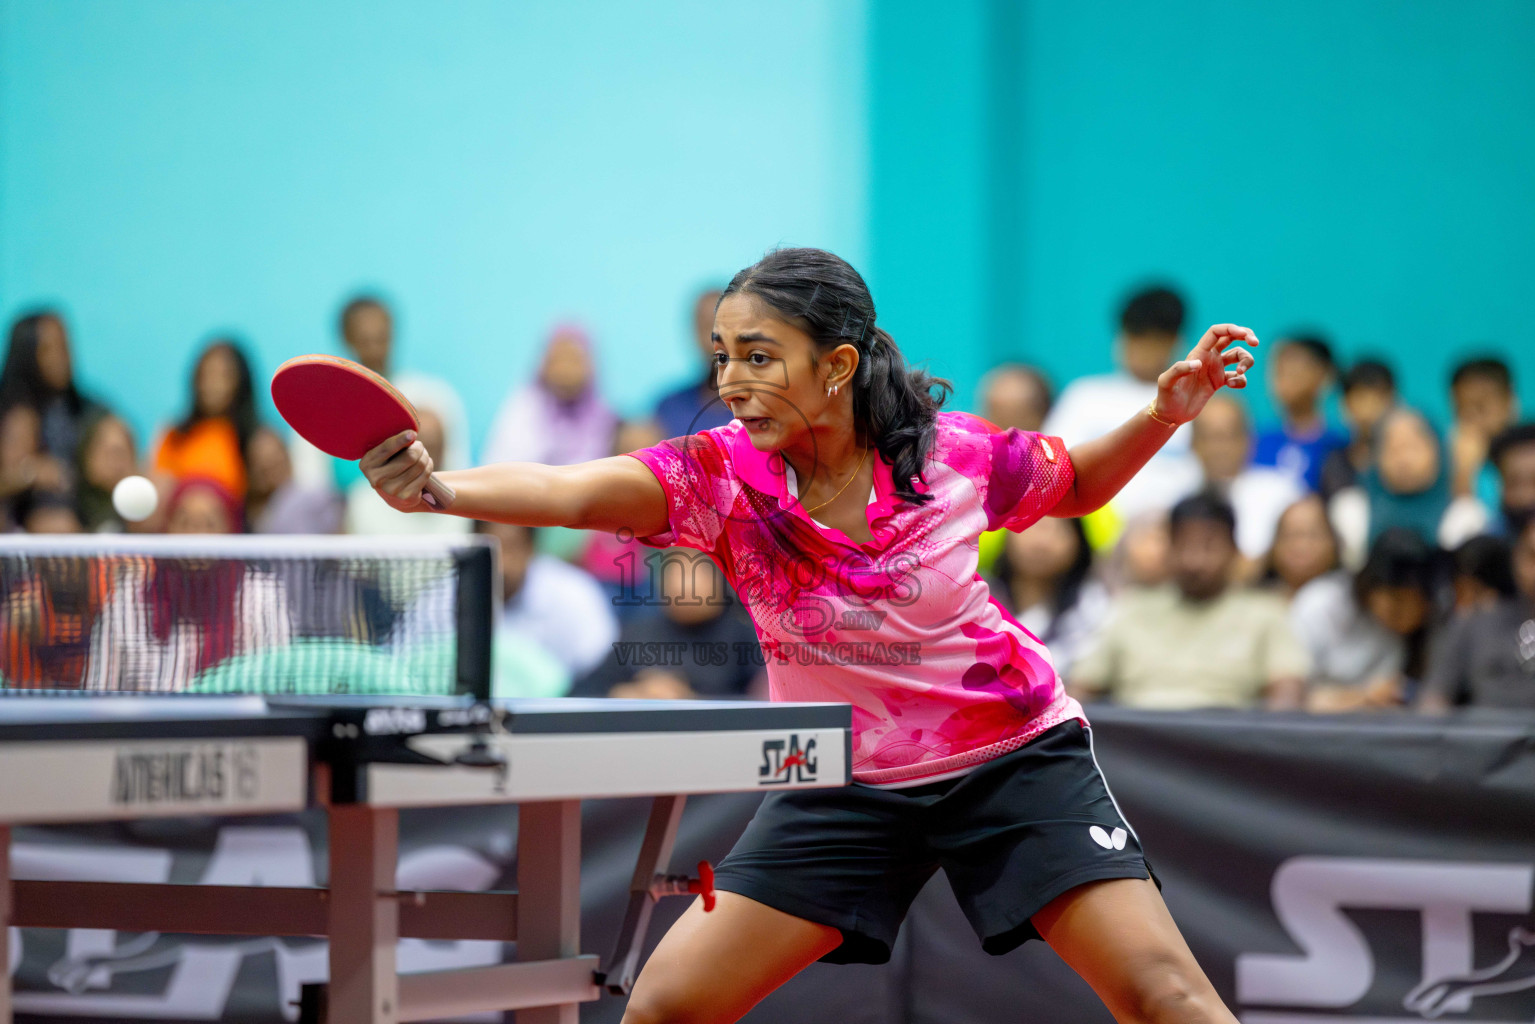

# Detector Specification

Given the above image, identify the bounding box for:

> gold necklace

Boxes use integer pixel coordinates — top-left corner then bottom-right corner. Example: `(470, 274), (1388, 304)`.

(802, 446), (870, 516)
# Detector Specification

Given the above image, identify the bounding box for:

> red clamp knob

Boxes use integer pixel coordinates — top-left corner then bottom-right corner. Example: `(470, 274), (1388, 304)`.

(688, 861), (716, 912)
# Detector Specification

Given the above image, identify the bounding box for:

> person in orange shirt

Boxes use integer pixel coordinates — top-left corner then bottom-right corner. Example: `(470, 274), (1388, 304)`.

(0, 556), (114, 688)
(154, 338), (258, 499)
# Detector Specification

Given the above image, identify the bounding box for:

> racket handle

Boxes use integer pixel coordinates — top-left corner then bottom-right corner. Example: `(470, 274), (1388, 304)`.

(422, 473), (456, 510)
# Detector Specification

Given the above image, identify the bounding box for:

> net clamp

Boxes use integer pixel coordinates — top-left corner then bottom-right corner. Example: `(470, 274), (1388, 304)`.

(450, 735), (507, 770)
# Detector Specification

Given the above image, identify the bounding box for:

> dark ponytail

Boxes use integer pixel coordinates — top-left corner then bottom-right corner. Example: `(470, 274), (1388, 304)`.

(0, 310), (85, 415)
(722, 248), (951, 505)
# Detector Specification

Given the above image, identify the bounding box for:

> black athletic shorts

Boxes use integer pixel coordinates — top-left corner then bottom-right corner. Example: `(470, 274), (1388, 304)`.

(712, 719), (1155, 964)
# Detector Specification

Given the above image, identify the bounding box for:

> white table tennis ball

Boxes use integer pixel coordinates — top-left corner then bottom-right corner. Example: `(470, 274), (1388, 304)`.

(112, 474), (160, 523)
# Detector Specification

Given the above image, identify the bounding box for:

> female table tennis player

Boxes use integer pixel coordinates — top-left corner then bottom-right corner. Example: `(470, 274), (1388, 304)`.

(362, 248), (1256, 1024)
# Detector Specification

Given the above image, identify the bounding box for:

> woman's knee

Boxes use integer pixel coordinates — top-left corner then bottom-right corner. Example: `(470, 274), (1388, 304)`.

(622, 964), (731, 1024)
(1123, 953), (1230, 1024)
(620, 990), (711, 1024)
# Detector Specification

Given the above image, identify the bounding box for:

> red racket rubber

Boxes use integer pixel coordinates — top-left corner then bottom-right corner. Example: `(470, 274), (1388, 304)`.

(271, 354), (455, 509)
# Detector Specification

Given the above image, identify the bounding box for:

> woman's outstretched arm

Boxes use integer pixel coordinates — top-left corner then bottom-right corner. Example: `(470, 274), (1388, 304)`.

(360, 431), (670, 537)
(1049, 323), (1258, 518)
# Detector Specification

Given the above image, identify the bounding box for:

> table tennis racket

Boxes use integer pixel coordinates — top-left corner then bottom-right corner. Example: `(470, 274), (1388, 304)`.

(270, 354), (456, 510)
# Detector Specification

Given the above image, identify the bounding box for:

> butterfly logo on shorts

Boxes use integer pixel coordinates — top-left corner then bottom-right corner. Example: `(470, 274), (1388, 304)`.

(1089, 825), (1128, 851)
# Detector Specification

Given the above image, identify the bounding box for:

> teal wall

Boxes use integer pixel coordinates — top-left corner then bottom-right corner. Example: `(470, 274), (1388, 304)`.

(865, 3), (992, 398)
(4, 0), (1532, 456)
(870, 0), (1535, 427)
(0, 0), (869, 455)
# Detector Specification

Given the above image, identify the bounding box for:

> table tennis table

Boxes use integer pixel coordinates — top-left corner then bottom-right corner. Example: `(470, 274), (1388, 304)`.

(0, 694), (851, 1023)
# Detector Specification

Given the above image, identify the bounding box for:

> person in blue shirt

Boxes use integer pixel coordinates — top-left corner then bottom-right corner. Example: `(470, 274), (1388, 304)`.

(1253, 334), (1349, 492)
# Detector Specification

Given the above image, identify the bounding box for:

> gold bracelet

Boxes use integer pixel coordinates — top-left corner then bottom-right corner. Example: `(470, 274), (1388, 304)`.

(1146, 400), (1179, 429)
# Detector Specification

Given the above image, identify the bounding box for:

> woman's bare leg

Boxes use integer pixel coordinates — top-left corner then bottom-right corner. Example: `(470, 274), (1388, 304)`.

(620, 891), (843, 1024)
(1033, 877), (1238, 1024)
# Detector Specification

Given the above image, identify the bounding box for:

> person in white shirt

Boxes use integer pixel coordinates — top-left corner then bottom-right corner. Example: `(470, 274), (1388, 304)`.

(1043, 286), (1200, 518)
(1183, 394), (1304, 563)
(291, 295), (472, 493)
(476, 519), (617, 688)
(345, 408), (471, 537)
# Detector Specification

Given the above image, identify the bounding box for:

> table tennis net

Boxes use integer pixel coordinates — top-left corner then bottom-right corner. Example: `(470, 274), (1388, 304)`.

(0, 536), (496, 697)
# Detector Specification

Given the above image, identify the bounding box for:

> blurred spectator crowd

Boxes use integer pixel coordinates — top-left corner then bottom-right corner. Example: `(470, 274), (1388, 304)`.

(2, 284), (1532, 713)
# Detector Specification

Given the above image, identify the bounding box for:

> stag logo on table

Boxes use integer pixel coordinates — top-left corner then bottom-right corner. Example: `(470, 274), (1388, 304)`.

(1236, 856), (1535, 1022)
(759, 734), (818, 785)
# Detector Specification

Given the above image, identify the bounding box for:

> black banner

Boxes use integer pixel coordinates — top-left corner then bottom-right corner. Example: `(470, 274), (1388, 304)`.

(11, 708), (1535, 1023)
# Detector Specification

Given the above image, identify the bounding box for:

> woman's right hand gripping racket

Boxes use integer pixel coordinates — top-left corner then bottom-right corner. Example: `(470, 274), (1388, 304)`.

(270, 355), (456, 510)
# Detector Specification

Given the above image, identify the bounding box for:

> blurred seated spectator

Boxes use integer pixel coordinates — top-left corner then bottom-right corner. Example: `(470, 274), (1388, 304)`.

(1, 405), (67, 529)
(346, 408), (472, 536)
(979, 363), (1052, 433)
(1435, 358), (1520, 546)
(1448, 356), (1517, 504)
(1253, 334), (1349, 493)
(0, 310), (103, 476)
(1419, 515), (1535, 712)
(580, 419), (665, 621)
(153, 338), (257, 499)
(1489, 423), (1535, 535)
(85, 477), (293, 691)
(988, 516), (1106, 679)
(476, 520), (617, 686)
(1044, 286), (1199, 519)
(1320, 358), (1397, 497)
(1264, 494), (1342, 598)
(74, 412), (139, 532)
(1101, 510), (1171, 594)
(1448, 534), (1516, 616)
(571, 549), (762, 699)
(166, 475), (244, 534)
(245, 427), (342, 534)
(343, 295), (470, 470)
(14, 489), (83, 534)
(1, 553), (114, 688)
(483, 323), (616, 467)
(1185, 394), (1303, 565)
(1069, 493), (1308, 710)
(972, 364), (1057, 573)
(654, 288), (733, 439)
(295, 295), (472, 494)
(394, 524), (575, 696)
(1331, 407), (1455, 567)
(1290, 527), (1438, 712)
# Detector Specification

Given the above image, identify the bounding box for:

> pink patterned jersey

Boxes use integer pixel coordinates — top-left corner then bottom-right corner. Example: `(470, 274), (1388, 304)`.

(625, 411), (1087, 786)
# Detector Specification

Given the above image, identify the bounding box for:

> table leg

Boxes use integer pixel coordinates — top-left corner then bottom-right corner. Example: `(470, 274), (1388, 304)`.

(603, 795), (686, 994)
(515, 801), (581, 1024)
(1, 825), (11, 1024)
(328, 806), (399, 1024)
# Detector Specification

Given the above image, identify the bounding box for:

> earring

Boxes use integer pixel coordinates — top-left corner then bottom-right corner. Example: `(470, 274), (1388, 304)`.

(827, 384), (839, 397)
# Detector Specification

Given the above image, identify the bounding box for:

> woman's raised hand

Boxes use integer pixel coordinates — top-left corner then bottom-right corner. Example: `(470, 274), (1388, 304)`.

(360, 429), (434, 512)
(1154, 324), (1259, 424)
